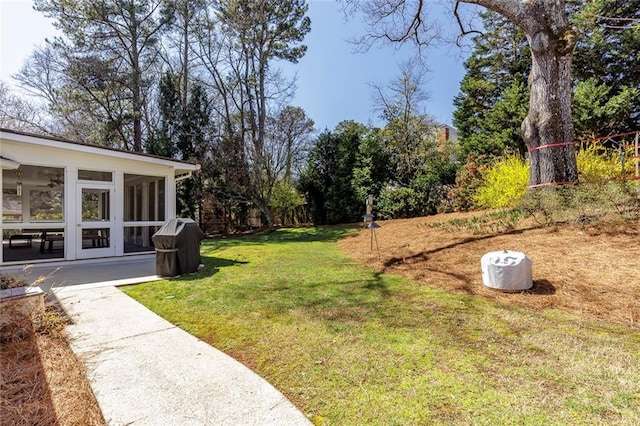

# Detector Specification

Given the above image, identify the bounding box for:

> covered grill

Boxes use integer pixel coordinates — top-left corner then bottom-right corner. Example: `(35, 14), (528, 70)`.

(152, 218), (203, 277)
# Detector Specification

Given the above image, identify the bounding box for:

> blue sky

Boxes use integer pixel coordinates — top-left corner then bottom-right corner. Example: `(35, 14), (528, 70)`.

(283, 1), (469, 130)
(1, 0), (469, 131)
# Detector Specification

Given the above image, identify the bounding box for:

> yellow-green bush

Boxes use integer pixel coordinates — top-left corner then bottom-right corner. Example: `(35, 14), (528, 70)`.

(473, 146), (636, 210)
(577, 144), (634, 182)
(474, 155), (529, 208)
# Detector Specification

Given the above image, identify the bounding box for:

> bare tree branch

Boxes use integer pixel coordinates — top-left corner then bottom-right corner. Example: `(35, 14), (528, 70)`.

(454, 1), (483, 47)
(345, 0), (442, 53)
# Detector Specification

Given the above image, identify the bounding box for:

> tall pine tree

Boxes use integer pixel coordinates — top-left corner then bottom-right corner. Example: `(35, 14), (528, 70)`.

(452, 11), (530, 159)
(33, 0), (170, 151)
(571, 0), (640, 139)
(149, 71), (211, 221)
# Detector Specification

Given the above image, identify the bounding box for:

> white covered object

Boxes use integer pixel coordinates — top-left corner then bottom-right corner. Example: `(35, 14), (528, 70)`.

(481, 250), (532, 291)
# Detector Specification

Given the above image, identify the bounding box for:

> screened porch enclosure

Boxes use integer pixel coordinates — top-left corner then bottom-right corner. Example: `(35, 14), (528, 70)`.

(123, 174), (165, 253)
(2, 167), (169, 262)
(2, 165), (65, 262)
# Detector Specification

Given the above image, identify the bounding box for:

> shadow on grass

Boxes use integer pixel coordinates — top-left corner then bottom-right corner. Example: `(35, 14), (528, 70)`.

(168, 256), (249, 282)
(362, 271), (391, 296)
(212, 268), (395, 325)
(203, 225), (359, 251)
(205, 256), (248, 270)
(154, 226), (523, 337)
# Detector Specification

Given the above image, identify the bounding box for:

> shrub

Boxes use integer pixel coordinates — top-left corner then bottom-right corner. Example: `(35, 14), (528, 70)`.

(269, 181), (306, 226)
(474, 155), (529, 208)
(377, 186), (420, 219)
(376, 158), (458, 219)
(577, 144), (635, 182)
(450, 155), (492, 211)
(411, 160), (457, 216)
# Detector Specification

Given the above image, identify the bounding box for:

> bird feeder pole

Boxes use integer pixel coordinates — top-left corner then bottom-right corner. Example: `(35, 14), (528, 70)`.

(363, 194), (381, 261)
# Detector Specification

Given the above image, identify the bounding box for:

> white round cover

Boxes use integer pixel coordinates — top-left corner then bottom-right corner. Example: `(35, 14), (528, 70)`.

(481, 250), (532, 291)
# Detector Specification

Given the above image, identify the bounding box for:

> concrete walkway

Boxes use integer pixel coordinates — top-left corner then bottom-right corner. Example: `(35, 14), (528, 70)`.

(54, 285), (311, 425)
(2, 258), (309, 424)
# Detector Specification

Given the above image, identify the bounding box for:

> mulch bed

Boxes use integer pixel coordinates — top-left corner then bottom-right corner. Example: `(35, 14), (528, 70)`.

(0, 304), (106, 426)
(338, 212), (640, 327)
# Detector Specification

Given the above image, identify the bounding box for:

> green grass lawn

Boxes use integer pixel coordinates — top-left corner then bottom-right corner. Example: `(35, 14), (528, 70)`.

(123, 227), (640, 425)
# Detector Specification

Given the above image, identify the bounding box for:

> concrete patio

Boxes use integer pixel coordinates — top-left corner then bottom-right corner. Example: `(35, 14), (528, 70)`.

(1, 254), (160, 292)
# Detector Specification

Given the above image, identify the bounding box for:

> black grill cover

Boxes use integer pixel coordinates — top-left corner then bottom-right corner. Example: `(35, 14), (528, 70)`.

(152, 218), (203, 276)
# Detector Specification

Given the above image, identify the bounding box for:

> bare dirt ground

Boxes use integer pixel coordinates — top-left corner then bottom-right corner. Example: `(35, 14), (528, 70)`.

(338, 211), (640, 327)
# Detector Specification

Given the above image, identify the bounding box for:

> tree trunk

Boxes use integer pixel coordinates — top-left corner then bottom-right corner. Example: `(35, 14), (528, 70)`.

(521, 24), (579, 187)
(467, 0), (580, 187)
(133, 90), (143, 152)
(131, 56), (142, 152)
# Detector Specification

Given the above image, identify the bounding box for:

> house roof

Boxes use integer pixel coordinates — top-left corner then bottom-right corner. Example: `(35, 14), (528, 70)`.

(0, 127), (200, 174)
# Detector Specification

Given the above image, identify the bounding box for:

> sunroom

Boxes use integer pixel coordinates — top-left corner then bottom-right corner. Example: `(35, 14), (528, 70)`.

(0, 128), (199, 266)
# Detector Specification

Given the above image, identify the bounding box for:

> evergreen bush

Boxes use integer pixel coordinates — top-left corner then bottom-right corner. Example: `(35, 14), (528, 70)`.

(450, 155), (492, 211)
(377, 186), (420, 219)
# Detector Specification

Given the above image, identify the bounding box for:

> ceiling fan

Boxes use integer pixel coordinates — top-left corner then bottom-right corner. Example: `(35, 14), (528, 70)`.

(47, 174), (64, 187)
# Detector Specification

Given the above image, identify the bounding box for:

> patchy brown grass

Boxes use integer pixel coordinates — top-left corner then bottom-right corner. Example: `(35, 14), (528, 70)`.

(338, 211), (640, 327)
(0, 303), (106, 426)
